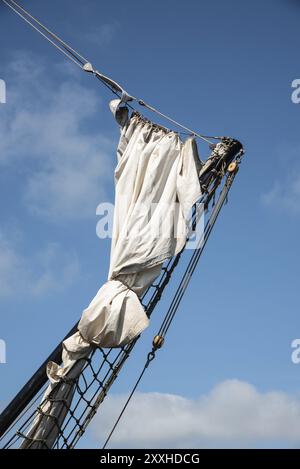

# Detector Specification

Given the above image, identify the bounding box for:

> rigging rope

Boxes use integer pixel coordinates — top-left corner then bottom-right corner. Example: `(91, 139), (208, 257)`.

(102, 350), (156, 449)
(0, 385), (47, 443)
(158, 177), (230, 337)
(100, 153), (243, 448)
(6, 0), (88, 65)
(1, 0), (85, 69)
(2, 0), (221, 144)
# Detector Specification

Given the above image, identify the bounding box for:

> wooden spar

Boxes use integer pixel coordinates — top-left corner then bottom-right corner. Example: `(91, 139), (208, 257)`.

(0, 323), (77, 438)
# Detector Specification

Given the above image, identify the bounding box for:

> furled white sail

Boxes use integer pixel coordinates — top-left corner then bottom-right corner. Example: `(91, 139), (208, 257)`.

(21, 99), (202, 448)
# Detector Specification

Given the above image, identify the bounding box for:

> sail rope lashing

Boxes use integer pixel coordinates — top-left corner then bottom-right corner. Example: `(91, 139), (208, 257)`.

(0, 195), (202, 450)
(0, 139), (243, 450)
(0, 243), (185, 449)
(0, 241), (184, 449)
(1, 0), (221, 144)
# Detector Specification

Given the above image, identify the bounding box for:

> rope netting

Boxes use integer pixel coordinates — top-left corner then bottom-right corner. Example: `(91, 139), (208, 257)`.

(1, 243), (189, 449)
(1, 139), (244, 449)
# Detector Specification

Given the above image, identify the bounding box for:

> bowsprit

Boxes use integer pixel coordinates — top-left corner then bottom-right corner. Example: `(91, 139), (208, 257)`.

(0, 0), (245, 450)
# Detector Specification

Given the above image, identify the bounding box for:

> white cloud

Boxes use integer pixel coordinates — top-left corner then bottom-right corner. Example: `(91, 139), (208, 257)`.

(85, 22), (119, 46)
(262, 176), (300, 215)
(0, 231), (80, 298)
(91, 380), (300, 448)
(0, 52), (114, 222)
(261, 150), (300, 215)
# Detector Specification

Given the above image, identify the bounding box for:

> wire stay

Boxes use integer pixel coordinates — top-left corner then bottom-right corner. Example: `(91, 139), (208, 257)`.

(2, 0), (221, 144)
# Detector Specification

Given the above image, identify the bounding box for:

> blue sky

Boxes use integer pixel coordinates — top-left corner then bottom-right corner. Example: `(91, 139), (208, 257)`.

(0, 0), (300, 449)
